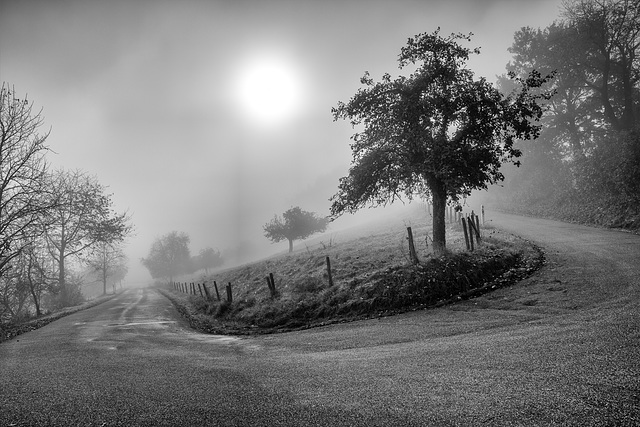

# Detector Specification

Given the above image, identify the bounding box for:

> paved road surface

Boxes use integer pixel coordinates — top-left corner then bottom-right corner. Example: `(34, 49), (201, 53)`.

(1, 212), (639, 426)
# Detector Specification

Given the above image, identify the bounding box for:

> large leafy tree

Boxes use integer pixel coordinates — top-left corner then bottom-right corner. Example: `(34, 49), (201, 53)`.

(504, 23), (596, 160)
(141, 231), (192, 282)
(505, 0), (640, 158)
(263, 206), (329, 253)
(499, 1), (640, 227)
(330, 30), (553, 255)
(563, 0), (640, 132)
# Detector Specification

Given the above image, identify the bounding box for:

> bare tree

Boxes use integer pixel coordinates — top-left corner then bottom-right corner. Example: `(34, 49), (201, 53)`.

(44, 169), (132, 305)
(109, 258), (128, 293)
(0, 83), (53, 283)
(85, 242), (127, 295)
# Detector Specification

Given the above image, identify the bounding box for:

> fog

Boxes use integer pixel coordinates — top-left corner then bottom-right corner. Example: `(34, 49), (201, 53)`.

(0, 0), (563, 286)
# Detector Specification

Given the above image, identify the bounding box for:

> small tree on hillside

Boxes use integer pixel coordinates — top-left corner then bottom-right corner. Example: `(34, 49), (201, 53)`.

(330, 30), (553, 255)
(263, 206), (329, 253)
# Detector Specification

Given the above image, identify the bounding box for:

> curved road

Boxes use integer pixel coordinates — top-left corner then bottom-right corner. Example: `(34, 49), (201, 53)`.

(1, 212), (639, 426)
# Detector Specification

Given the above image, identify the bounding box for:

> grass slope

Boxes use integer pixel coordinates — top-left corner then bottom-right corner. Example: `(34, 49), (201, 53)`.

(161, 207), (544, 335)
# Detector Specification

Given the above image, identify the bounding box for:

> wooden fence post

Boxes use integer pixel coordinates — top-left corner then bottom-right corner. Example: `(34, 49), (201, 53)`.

(326, 256), (334, 287)
(202, 283), (211, 299)
(226, 283), (233, 302)
(267, 273), (277, 298)
(467, 216), (475, 251)
(461, 217), (470, 251)
(407, 227), (419, 264)
(213, 281), (221, 301)
(197, 283), (204, 297)
(481, 205), (485, 226)
(469, 211), (481, 242)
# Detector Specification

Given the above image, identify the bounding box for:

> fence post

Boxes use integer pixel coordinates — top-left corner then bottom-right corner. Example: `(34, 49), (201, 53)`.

(407, 227), (419, 265)
(481, 205), (485, 226)
(267, 273), (277, 298)
(213, 281), (221, 301)
(469, 211), (481, 242)
(226, 283), (233, 302)
(197, 283), (204, 297)
(202, 283), (211, 299)
(467, 216), (475, 251)
(326, 256), (334, 287)
(266, 277), (273, 296)
(461, 217), (470, 251)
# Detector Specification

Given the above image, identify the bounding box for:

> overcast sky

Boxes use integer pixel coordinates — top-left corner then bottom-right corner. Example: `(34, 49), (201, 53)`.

(1, 0), (563, 285)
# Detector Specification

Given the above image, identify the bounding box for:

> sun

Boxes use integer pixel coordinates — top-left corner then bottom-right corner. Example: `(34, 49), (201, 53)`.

(235, 56), (302, 126)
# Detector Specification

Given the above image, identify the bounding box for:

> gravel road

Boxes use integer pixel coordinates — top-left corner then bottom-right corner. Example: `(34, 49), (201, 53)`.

(1, 212), (638, 426)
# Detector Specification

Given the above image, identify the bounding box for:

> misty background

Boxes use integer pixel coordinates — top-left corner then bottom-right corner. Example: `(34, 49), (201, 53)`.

(0, 0), (564, 286)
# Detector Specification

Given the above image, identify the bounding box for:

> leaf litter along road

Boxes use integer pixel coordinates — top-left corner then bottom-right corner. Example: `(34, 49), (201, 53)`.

(1, 212), (639, 426)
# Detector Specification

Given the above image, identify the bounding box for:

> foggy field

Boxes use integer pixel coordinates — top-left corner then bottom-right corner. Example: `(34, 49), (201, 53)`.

(162, 204), (542, 333)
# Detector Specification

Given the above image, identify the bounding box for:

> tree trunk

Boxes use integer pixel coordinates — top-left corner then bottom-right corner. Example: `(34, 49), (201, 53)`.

(102, 251), (107, 295)
(430, 179), (447, 256)
(27, 258), (42, 316)
(58, 254), (67, 306)
(288, 239), (293, 253)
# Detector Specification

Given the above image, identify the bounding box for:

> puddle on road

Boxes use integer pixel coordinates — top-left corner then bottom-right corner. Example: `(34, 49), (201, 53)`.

(182, 333), (263, 351)
(106, 321), (177, 327)
(187, 334), (242, 344)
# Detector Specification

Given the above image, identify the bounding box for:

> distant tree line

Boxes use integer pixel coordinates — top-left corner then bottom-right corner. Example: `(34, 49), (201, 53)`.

(0, 83), (133, 323)
(141, 231), (223, 282)
(493, 0), (640, 228)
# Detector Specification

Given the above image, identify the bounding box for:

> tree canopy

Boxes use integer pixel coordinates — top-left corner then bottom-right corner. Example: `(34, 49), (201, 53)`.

(331, 29), (553, 255)
(141, 231), (192, 282)
(194, 247), (223, 274)
(495, 0), (639, 228)
(263, 207), (329, 253)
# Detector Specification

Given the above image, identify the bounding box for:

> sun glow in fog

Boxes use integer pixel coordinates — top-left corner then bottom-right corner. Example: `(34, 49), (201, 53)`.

(234, 55), (303, 126)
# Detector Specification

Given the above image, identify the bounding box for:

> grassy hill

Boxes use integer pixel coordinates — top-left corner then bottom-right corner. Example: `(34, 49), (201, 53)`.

(161, 204), (543, 334)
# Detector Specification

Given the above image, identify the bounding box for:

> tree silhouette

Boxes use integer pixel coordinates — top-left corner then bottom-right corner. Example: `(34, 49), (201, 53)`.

(263, 207), (329, 253)
(141, 231), (192, 282)
(330, 29), (553, 255)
